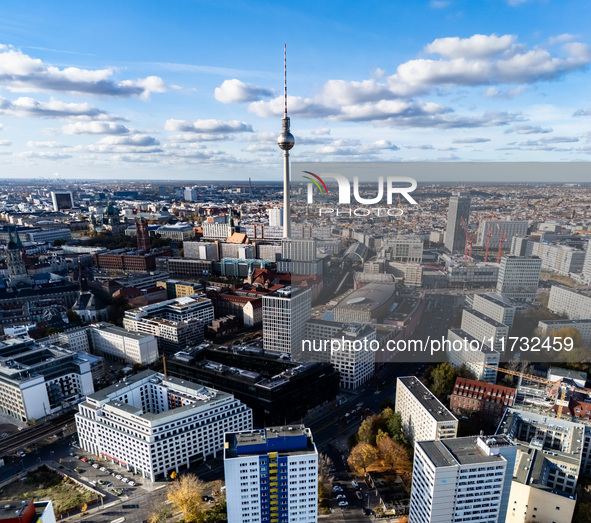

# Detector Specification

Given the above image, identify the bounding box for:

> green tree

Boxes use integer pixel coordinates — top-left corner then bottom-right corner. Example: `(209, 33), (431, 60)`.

(430, 362), (456, 400)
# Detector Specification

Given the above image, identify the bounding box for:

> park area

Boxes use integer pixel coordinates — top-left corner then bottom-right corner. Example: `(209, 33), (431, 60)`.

(0, 466), (95, 515)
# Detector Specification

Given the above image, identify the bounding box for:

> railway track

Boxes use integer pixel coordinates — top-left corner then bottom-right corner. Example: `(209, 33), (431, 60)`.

(0, 411), (75, 457)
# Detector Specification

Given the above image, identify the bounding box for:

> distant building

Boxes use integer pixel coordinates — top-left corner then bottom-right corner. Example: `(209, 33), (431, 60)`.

(476, 219), (528, 249)
(268, 207), (283, 227)
(224, 425), (318, 523)
(395, 376), (458, 446)
(76, 370), (252, 481)
(156, 222), (195, 242)
(333, 283), (396, 323)
(184, 187), (198, 201)
(409, 435), (516, 523)
(446, 328), (500, 382)
(156, 279), (203, 300)
(93, 247), (172, 273)
(51, 190), (74, 211)
(444, 192), (471, 254)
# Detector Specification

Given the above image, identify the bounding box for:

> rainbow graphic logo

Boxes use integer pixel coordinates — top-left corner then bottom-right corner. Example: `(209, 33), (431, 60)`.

(302, 171), (329, 195)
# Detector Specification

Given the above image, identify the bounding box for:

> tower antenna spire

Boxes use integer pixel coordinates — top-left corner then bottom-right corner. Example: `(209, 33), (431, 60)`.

(284, 44), (288, 116)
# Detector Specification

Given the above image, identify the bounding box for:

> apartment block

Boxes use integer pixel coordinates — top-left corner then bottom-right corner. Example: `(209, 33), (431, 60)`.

(224, 425), (318, 523)
(548, 285), (591, 320)
(395, 376), (458, 446)
(496, 255), (542, 302)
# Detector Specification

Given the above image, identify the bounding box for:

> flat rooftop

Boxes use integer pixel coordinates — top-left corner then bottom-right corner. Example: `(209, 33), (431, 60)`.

(419, 436), (506, 468)
(225, 425), (315, 459)
(398, 376), (457, 423)
(464, 308), (508, 328)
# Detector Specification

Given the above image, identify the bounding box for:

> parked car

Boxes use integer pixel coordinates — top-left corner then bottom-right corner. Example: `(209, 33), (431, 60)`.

(338, 501), (348, 507)
(92, 464), (99, 469)
(128, 481), (136, 487)
(80, 457), (87, 462)
(333, 485), (343, 491)
(112, 488), (123, 496)
(121, 478), (129, 483)
(116, 474), (123, 480)
(336, 494), (346, 499)
(98, 480), (107, 485)
(100, 467), (107, 472)
(352, 480), (359, 488)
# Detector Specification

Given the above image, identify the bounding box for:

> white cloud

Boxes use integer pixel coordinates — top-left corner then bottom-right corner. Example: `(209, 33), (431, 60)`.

(27, 141), (69, 148)
(61, 121), (130, 135)
(452, 137), (491, 143)
(425, 34), (517, 59)
(18, 151), (72, 160)
(430, 0), (451, 8)
(0, 45), (173, 97)
(167, 133), (234, 143)
(96, 134), (159, 147)
(214, 79), (273, 103)
(0, 95), (124, 120)
(164, 118), (253, 134)
(573, 108), (591, 117)
(504, 125), (553, 134)
(0, 140), (11, 146)
(482, 85), (526, 99)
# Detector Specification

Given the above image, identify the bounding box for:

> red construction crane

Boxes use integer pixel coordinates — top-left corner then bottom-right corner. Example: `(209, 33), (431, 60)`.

(497, 230), (508, 263)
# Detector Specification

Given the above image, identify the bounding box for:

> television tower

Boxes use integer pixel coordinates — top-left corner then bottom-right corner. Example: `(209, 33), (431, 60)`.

(277, 44), (294, 239)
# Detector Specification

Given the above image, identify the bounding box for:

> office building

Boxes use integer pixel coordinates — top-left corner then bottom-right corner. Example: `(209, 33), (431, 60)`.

(395, 376), (458, 446)
(263, 287), (311, 357)
(528, 241), (586, 276)
(496, 255), (542, 302)
(156, 279), (203, 300)
(76, 370), (252, 481)
(167, 347), (339, 427)
(333, 283), (397, 324)
(548, 285), (591, 320)
(224, 425), (317, 523)
(446, 328), (500, 382)
(446, 259), (500, 288)
(472, 293), (516, 329)
(382, 236), (424, 263)
(450, 377), (515, 422)
(537, 318), (591, 344)
(156, 222), (195, 242)
(444, 192), (471, 254)
(0, 337), (94, 422)
(304, 320), (375, 389)
(184, 187), (198, 201)
(510, 236), (531, 257)
(409, 435), (516, 523)
(583, 241), (591, 284)
(461, 309), (509, 352)
(89, 322), (159, 364)
(123, 294), (214, 352)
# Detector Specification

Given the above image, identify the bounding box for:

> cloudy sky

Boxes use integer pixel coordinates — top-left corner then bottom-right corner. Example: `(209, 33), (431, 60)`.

(1, 0), (591, 181)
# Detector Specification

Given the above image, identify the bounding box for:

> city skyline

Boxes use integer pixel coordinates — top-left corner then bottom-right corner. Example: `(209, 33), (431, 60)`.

(1, 1), (591, 180)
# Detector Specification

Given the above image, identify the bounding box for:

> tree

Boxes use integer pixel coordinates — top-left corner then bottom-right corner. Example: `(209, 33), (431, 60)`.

(148, 504), (173, 523)
(167, 473), (205, 522)
(66, 308), (81, 324)
(348, 443), (378, 474)
(455, 363), (476, 380)
(550, 326), (583, 348)
(430, 362), (456, 400)
(377, 436), (407, 470)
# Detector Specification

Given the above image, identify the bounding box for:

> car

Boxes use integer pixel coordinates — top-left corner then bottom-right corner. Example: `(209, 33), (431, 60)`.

(17, 451), (26, 458)
(338, 501), (348, 507)
(356, 491), (363, 500)
(352, 480), (359, 488)
(98, 480), (107, 485)
(92, 463), (99, 469)
(332, 485), (343, 491)
(74, 455), (80, 460)
(112, 488), (123, 496)
(89, 480), (97, 487)
(80, 457), (87, 462)
(336, 494), (346, 499)
(111, 472), (117, 477)
(363, 508), (372, 516)
(128, 481), (136, 487)
(116, 474), (123, 480)
(100, 467), (107, 472)
(121, 478), (129, 483)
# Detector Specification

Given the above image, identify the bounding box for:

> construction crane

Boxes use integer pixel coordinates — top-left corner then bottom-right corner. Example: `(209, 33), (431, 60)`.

(484, 217), (494, 262)
(497, 230), (508, 263)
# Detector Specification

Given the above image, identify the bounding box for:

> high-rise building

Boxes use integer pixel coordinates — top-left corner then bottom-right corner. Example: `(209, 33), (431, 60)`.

(224, 425), (318, 523)
(269, 207), (283, 227)
(136, 217), (151, 251)
(184, 187), (198, 201)
(583, 240), (591, 284)
(471, 293), (516, 329)
(89, 322), (159, 365)
(460, 309), (509, 352)
(444, 192), (471, 254)
(263, 287), (311, 358)
(395, 376), (458, 446)
(496, 255), (542, 302)
(409, 435), (516, 523)
(76, 370), (252, 481)
(446, 328), (500, 382)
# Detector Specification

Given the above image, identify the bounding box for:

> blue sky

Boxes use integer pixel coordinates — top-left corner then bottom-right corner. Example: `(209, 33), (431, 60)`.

(1, 0), (591, 181)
